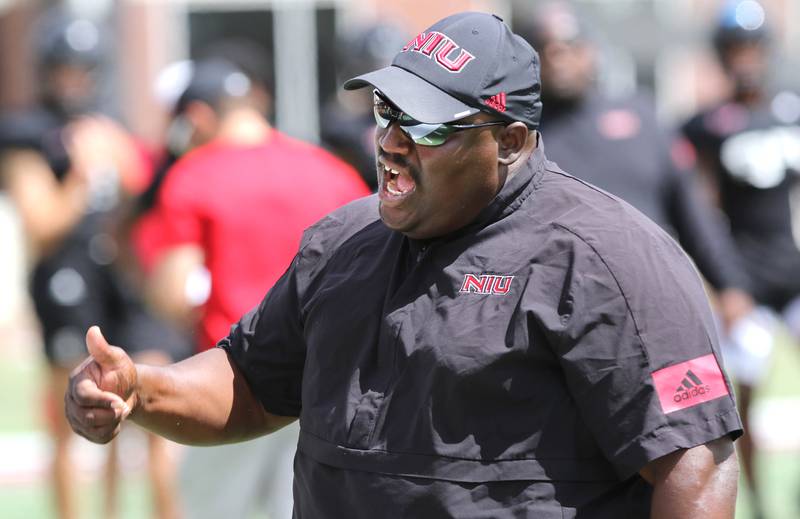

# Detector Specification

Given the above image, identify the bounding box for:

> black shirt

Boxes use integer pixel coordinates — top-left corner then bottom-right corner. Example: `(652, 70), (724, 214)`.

(221, 144), (742, 517)
(541, 93), (750, 293)
(682, 96), (800, 309)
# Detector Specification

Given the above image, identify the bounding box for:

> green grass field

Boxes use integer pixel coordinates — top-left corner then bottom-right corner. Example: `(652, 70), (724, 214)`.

(1, 334), (799, 518)
(0, 477), (150, 519)
(736, 330), (800, 519)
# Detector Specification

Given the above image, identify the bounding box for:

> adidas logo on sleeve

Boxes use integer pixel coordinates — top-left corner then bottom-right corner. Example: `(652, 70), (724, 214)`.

(651, 354), (730, 414)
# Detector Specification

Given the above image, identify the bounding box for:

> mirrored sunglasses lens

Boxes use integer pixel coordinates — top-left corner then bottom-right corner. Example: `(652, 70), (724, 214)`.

(371, 95), (454, 147)
(373, 104), (392, 129)
(404, 123), (453, 146)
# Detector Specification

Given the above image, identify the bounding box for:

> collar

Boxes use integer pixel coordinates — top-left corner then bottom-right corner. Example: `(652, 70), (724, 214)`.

(408, 135), (547, 249)
(487, 135), (547, 220)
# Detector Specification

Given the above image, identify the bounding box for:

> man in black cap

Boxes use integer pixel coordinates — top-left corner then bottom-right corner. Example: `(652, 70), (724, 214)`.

(65, 12), (740, 517)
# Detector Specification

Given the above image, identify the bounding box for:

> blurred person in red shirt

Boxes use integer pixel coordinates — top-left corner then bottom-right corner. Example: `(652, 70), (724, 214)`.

(133, 55), (369, 519)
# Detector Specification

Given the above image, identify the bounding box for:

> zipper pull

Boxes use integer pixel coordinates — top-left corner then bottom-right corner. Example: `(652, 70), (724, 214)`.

(416, 244), (428, 263)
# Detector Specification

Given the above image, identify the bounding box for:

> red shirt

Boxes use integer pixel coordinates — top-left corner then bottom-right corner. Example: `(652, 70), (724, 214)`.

(135, 131), (370, 351)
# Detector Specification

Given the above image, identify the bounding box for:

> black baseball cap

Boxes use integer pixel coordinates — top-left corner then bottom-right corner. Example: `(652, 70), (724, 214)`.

(344, 12), (542, 128)
(174, 59), (252, 115)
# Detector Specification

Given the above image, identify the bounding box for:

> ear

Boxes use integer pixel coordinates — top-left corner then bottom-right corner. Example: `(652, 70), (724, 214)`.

(496, 122), (530, 166)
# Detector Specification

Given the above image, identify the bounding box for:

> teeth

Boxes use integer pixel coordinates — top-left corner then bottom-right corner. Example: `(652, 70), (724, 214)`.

(387, 184), (402, 195)
(382, 164), (399, 176)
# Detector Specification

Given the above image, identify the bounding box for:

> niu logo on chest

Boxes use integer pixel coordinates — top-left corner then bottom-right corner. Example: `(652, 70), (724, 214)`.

(402, 31), (475, 72)
(459, 274), (514, 295)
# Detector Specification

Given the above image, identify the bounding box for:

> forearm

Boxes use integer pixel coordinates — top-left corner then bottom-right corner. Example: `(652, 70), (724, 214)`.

(647, 438), (739, 519)
(32, 177), (87, 252)
(130, 348), (295, 445)
(669, 174), (749, 292)
(4, 150), (87, 253)
(145, 245), (205, 329)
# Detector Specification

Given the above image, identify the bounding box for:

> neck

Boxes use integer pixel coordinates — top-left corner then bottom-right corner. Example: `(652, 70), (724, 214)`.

(732, 88), (763, 107)
(217, 108), (272, 145)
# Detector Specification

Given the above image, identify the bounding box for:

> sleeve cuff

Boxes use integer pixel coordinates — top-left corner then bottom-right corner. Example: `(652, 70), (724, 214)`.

(610, 405), (743, 479)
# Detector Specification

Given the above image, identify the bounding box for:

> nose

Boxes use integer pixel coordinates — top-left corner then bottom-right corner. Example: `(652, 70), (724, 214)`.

(377, 121), (413, 155)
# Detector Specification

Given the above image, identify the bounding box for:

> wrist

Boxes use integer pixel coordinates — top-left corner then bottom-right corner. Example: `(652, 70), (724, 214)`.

(129, 363), (150, 420)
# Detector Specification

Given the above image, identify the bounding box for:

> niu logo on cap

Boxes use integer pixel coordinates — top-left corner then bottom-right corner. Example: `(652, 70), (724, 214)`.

(460, 274), (513, 295)
(651, 354), (730, 414)
(402, 31), (475, 73)
(485, 92), (507, 112)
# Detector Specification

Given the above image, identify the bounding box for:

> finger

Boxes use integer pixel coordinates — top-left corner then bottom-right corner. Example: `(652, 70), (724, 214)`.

(86, 326), (127, 368)
(65, 399), (130, 444)
(88, 423), (123, 444)
(86, 421), (123, 444)
(86, 408), (120, 427)
(71, 377), (129, 413)
(76, 422), (123, 445)
(68, 388), (124, 415)
(72, 406), (120, 428)
(69, 355), (95, 378)
(64, 395), (112, 441)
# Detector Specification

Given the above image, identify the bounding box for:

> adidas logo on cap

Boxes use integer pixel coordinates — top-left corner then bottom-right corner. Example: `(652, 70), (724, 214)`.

(484, 92), (507, 112)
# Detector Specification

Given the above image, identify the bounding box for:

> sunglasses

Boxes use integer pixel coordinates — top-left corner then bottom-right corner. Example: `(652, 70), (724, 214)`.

(373, 91), (506, 147)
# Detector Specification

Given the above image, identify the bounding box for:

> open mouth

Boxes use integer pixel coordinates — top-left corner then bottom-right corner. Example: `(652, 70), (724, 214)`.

(380, 161), (416, 200)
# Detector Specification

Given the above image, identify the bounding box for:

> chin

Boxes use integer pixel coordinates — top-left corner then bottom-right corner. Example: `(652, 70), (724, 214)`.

(378, 204), (409, 232)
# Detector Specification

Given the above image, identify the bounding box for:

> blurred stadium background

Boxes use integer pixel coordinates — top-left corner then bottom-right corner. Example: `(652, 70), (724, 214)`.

(1, 0), (799, 517)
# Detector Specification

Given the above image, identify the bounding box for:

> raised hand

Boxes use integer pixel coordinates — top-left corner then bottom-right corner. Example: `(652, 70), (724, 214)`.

(65, 326), (137, 443)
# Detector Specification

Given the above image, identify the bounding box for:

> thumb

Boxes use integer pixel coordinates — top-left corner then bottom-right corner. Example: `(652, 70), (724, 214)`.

(86, 326), (123, 367)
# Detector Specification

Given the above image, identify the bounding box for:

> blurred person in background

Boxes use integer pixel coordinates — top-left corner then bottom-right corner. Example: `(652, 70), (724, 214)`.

(132, 40), (274, 309)
(682, 1), (800, 517)
(133, 38), (276, 224)
(134, 54), (369, 518)
(520, 1), (756, 339)
(0, 8), (187, 519)
(320, 23), (408, 191)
